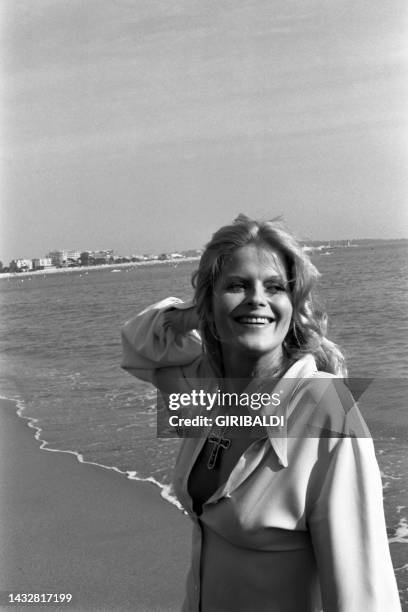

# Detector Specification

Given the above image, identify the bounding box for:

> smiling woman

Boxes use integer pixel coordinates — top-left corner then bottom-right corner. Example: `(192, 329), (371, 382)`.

(191, 214), (347, 382)
(209, 243), (293, 377)
(121, 215), (402, 612)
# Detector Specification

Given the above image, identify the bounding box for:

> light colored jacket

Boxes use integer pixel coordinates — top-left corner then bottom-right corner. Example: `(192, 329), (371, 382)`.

(121, 297), (402, 612)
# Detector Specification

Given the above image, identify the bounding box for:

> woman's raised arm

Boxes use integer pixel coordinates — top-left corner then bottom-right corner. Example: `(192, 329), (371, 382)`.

(121, 297), (202, 386)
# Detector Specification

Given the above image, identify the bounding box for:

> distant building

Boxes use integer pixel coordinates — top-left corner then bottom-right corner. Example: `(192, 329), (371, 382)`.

(32, 257), (53, 270)
(66, 250), (80, 260)
(46, 249), (81, 266)
(9, 259), (33, 272)
(66, 250), (81, 266)
(182, 249), (202, 258)
(47, 250), (67, 266)
(79, 250), (114, 265)
(80, 251), (92, 266)
(130, 254), (149, 262)
(93, 249), (114, 264)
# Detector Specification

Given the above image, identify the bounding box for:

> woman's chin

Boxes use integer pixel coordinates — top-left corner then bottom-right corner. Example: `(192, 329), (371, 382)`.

(229, 338), (282, 359)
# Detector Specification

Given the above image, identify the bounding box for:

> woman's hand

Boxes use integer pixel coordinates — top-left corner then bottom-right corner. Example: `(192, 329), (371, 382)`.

(163, 305), (199, 335)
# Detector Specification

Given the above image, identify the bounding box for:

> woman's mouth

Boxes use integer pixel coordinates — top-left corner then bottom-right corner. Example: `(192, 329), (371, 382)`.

(234, 316), (275, 326)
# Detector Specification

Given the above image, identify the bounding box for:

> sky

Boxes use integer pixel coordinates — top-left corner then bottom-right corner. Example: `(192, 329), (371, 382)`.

(1, 0), (408, 262)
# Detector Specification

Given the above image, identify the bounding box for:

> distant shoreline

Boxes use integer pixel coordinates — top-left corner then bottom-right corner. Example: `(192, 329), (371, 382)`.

(2, 238), (407, 280)
(0, 256), (201, 280)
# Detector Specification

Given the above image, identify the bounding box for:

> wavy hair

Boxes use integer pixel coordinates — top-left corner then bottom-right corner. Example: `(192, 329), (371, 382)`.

(192, 214), (347, 377)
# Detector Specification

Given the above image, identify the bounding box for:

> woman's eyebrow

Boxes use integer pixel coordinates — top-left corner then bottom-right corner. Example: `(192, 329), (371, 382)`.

(263, 275), (286, 282)
(223, 273), (286, 282)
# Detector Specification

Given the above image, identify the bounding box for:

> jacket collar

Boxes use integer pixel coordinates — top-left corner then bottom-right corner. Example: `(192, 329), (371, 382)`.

(198, 354), (320, 509)
(201, 353), (319, 469)
(177, 354), (320, 512)
(260, 354), (318, 468)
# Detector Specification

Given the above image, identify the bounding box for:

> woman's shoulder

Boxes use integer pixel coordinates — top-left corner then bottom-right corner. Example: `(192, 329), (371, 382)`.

(288, 366), (370, 439)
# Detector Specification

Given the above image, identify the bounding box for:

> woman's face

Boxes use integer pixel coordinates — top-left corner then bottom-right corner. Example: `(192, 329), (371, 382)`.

(211, 244), (293, 360)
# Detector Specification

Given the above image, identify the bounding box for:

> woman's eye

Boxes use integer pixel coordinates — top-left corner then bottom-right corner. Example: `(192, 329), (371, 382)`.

(227, 282), (245, 291)
(265, 283), (285, 293)
(224, 280), (287, 293)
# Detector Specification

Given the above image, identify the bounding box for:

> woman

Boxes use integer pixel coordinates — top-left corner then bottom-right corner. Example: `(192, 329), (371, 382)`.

(121, 215), (401, 612)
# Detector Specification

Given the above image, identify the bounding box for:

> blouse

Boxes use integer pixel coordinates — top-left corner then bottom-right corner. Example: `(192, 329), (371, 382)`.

(121, 297), (402, 612)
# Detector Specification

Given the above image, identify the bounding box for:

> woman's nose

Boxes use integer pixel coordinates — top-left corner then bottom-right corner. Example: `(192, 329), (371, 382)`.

(245, 283), (267, 306)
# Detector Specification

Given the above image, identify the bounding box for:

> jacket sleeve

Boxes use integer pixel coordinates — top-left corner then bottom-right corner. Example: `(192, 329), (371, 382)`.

(120, 297), (202, 385)
(308, 433), (401, 612)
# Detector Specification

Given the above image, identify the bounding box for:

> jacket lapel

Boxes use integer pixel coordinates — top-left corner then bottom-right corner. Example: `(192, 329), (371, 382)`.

(177, 355), (319, 509)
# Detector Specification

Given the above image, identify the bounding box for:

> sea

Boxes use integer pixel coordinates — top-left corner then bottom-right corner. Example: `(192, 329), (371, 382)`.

(0, 240), (407, 607)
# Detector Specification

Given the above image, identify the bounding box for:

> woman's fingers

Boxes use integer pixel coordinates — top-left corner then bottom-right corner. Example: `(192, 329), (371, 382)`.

(163, 309), (183, 333)
(163, 307), (198, 334)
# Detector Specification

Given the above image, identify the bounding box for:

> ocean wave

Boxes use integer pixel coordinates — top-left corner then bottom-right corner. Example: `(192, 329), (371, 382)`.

(389, 518), (408, 544)
(1, 394), (186, 515)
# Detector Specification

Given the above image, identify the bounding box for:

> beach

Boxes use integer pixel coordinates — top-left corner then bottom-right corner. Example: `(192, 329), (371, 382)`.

(0, 245), (406, 610)
(0, 398), (191, 612)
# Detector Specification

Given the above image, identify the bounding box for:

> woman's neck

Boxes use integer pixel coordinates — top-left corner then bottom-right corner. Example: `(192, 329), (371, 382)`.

(221, 347), (288, 383)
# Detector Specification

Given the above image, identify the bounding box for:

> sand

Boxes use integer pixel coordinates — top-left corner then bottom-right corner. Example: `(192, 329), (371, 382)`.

(0, 399), (191, 612)
(2, 396), (405, 611)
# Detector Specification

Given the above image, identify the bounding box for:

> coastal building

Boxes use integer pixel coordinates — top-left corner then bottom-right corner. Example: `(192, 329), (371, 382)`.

(130, 254), (149, 262)
(9, 259), (33, 272)
(66, 250), (80, 259)
(32, 258), (53, 270)
(80, 251), (92, 265)
(46, 249), (81, 266)
(66, 250), (81, 265)
(93, 250), (114, 264)
(47, 250), (67, 266)
(182, 249), (203, 257)
(79, 250), (114, 265)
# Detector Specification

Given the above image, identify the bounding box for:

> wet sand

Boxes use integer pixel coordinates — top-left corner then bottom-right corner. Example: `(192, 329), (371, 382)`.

(1, 397), (405, 610)
(0, 399), (191, 611)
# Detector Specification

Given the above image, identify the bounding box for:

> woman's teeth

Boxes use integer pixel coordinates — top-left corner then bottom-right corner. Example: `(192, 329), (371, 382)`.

(235, 316), (273, 325)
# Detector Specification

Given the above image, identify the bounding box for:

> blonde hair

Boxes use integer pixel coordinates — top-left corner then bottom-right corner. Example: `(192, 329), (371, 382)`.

(192, 214), (347, 377)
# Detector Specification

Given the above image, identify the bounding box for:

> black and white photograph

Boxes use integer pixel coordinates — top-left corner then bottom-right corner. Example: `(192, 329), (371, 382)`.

(1, 2), (407, 611)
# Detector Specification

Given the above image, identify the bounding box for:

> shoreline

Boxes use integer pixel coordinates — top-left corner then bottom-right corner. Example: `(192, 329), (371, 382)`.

(5, 394), (184, 512)
(1, 395), (406, 609)
(0, 397), (191, 611)
(0, 257), (200, 280)
(2, 240), (406, 281)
